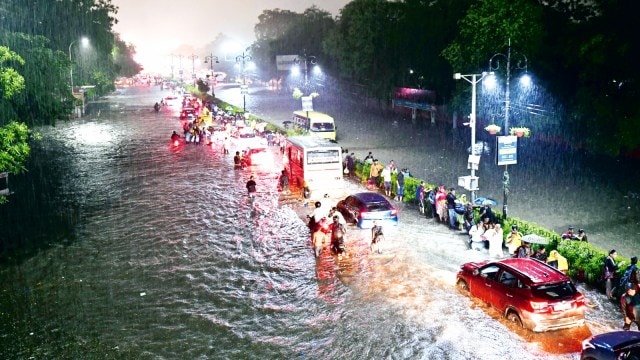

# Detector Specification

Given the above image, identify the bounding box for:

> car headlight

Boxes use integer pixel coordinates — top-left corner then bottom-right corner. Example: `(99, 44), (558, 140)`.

(581, 338), (595, 350)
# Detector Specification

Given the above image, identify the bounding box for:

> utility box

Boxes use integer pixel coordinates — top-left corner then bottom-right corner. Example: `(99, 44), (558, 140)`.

(458, 175), (479, 191)
(467, 154), (480, 170)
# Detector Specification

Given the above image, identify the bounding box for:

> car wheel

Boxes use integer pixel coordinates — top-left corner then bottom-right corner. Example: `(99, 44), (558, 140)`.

(456, 279), (469, 293)
(506, 311), (524, 329)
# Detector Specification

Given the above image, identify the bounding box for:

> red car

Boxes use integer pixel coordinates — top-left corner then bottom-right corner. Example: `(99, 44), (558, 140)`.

(179, 107), (198, 120)
(456, 258), (586, 332)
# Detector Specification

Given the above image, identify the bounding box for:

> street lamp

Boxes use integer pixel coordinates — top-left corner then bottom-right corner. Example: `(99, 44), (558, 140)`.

(487, 39), (529, 219)
(170, 54), (184, 80)
(68, 37), (89, 91)
(188, 54), (198, 80)
(409, 68), (425, 89)
(293, 50), (318, 91)
(453, 71), (490, 203)
(204, 54), (219, 73)
(236, 51), (252, 113)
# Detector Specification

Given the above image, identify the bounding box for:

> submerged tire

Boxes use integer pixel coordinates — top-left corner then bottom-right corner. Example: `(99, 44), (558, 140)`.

(456, 279), (469, 293)
(506, 311), (524, 328)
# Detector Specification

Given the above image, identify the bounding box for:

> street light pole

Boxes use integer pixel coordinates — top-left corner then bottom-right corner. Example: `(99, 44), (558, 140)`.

(68, 37), (89, 92)
(188, 54), (198, 81)
(295, 50), (317, 91)
(236, 52), (252, 113)
(204, 54), (219, 95)
(454, 72), (489, 203)
(204, 54), (219, 73)
(488, 39), (528, 219)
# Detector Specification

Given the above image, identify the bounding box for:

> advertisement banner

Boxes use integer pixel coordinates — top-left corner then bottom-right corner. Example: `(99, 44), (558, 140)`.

(496, 136), (518, 166)
(276, 55), (300, 71)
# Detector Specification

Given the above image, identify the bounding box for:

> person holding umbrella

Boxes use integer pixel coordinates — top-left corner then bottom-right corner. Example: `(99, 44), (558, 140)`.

(515, 241), (532, 258)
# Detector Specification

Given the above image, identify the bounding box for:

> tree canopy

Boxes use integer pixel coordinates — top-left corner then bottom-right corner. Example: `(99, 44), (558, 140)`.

(253, 0), (639, 156)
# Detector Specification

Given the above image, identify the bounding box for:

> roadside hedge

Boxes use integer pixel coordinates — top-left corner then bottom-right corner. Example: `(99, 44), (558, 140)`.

(351, 156), (626, 288)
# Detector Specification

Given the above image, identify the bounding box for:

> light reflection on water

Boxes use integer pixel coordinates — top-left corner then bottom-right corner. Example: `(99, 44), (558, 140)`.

(0, 88), (618, 359)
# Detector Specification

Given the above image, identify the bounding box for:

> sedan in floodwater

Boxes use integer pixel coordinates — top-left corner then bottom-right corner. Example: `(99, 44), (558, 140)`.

(456, 258), (586, 332)
(581, 331), (640, 360)
(336, 192), (398, 229)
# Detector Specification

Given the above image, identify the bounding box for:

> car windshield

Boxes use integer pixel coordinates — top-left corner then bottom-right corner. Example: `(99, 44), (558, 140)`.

(239, 133), (255, 138)
(365, 201), (390, 211)
(531, 281), (577, 300)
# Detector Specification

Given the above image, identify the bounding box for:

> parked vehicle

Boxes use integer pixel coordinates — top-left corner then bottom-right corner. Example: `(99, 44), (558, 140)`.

(336, 192), (398, 229)
(581, 331), (640, 360)
(456, 258), (585, 332)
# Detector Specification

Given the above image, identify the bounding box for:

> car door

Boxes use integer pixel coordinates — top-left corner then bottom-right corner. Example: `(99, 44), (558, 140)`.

(344, 197), (361, 223)
(492, 270), (520, 311)
(475, 265), (501, 304)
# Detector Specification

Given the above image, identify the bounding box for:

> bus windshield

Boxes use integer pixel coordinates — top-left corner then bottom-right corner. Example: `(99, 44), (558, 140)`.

(310, 122), (335, 132)
(307, 150), (341, 165)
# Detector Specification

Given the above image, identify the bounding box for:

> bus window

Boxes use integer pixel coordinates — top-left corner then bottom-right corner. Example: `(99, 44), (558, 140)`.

(307, 150), (340, 165)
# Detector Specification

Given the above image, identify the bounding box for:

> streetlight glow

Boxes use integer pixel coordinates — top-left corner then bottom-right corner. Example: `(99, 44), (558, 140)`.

(236, 51), (252, 113)
(68, 36), (90, 91)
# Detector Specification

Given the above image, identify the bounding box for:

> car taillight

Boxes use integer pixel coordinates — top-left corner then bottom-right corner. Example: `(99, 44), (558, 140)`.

(173, 140), (179, 147)
(390, 208), (398, 216)
(530, 300), (550, 312)
(574, 294), (586, 306)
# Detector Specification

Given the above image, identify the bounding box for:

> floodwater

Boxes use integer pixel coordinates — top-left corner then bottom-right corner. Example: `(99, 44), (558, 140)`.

(0, 86), (625, 359)
(217, 83), (640, 258)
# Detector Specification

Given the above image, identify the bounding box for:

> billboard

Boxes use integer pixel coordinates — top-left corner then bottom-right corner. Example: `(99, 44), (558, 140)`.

(393, 87), (436, 110)
(276, 55), (300, 71)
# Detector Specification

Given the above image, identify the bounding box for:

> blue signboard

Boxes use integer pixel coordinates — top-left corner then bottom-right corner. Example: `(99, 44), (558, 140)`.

(496, 136), (518, 166)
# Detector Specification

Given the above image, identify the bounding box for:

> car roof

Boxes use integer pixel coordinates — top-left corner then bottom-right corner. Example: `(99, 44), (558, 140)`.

(350, 192), (390, 203)
(588, 331), (640, 351)
(493, 258), (569, 285)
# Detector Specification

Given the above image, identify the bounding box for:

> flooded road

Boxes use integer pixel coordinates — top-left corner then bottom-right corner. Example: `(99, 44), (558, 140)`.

(217, 83), (640, 258)
(0, 85), (624, 359)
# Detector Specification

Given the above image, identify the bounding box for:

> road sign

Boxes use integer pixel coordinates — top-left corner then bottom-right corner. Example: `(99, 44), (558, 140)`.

(240, 85), (248, 94)
(301, 96), (313, 111)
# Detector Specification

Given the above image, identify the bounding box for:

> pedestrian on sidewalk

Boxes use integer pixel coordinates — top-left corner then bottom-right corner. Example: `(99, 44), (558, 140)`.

(416, 181), (425, 214)
(488, 223), (504, 258)
(620, 282), (640, 330)
(396, 169), (405, 202)
(381, 166), (392, 197)
(605, 249), (621, 300)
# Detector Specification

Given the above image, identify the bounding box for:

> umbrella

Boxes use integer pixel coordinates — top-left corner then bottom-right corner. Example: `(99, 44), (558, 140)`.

(521, 234), (549, 245)
(474, 197), (498, 206)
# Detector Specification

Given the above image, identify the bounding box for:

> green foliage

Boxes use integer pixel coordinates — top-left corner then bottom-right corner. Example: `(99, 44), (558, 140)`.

(442, 0), (545, 71)
(0, 46), (25, 99)
(0, 121), (30, 174)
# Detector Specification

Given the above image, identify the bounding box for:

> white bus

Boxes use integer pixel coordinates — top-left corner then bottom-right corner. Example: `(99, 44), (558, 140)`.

(292, 111), (337, 141)
(284, 136), (343, 199)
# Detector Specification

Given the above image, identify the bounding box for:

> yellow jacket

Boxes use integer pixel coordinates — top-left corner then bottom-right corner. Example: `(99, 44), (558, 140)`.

(547, 250), (568, 273)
